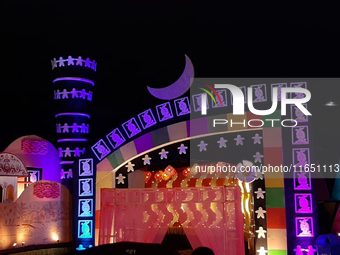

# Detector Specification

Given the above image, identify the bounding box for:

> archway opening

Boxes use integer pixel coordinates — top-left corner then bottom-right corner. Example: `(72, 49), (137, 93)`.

(0, 186), (3, 203)
(161, 224), (192, 254)
(6, 185), (14, 202)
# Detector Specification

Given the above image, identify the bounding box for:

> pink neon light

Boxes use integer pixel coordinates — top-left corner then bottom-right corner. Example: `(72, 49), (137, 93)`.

(295, 217), (314, 237)
(294, 171), (312, 190)
(57, 138), (88, 142)
(294, 193), (313, 213)
(55, 113), (90, 118)
(60, 161), (74, 164)
(53, 77), (95, 86)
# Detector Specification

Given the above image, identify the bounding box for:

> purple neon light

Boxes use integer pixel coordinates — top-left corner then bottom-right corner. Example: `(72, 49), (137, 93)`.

(294, 171), (312, 190)
(211, 90), (227, 108)
(174, 97), (191, 116)
(192, 93), (209, 112)
(138, 109), (157, 129)
(271, 83), (287, 101)
(250, 84), (267, 103)
(122, 117), (141, 138)
(91, 139), (111, 160)
(57, 138), (88, 142)
(106, 128), (126, 149)
(292, 148), (310, 167)
(55, 113), (90, 118)
(53, 77), (95, 86)
(291, 104), (308, 123)
(292, 126), (309, 145)
(294, 193), (313, 213)
(60, 161), (74, 164)
(290, 82), (307, 99)
(295, 217), (314, 237)
(156, 102), (174, 121)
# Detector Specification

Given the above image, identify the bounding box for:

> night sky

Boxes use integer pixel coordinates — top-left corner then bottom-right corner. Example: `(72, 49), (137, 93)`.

(5, 2), (340, 168)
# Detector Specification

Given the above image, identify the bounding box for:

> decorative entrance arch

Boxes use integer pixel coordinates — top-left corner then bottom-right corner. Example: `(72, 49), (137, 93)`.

(93, 80), (316, 255)
(99, 186), (244, 255)
(95, 111), (287, 254)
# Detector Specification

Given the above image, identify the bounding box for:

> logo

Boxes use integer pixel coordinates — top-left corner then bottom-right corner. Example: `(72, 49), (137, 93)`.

(201, 84), (311, 116)
(198, 83), (223, 114)
(199, 84), (312, 128)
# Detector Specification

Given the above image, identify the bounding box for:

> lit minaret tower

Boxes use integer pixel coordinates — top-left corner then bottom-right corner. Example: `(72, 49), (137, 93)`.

(51, 55), (96, 249)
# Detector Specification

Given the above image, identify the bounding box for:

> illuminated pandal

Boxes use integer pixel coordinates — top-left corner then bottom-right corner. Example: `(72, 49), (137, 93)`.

(146, 163), (255, 239)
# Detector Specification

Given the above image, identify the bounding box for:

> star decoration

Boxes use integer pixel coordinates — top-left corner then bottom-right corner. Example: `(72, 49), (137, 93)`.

(255, 170), (264, 180)
(116, 174), (126, 184)
(255, 188), (266, 199)
(51, 58), (57, 70)
(76, 56), (83, 66)
(256, 227), (267, 238)
(67, 56), (74, 66)
(159, 149), (169, 159)
(252, 133), (262, 144)
(255, 207), (266, 219)
(85, 58), (91, 68)
(217, 137), (227, 148)
(256, 246), (268, 255)
(253, 152), (264, 163)
(234, 135), (244, 145)
(177, 144), (188, 155)
(142, 154), (151, 165)
(198, 141), (208, 152)
(58, 56), (65, 67)
(61, 169), (65, 179)
(293, 246), (303, 254)
(91, 60), (97, 71)
(125, 161), (135, 172)
(306, 245), (317, 254)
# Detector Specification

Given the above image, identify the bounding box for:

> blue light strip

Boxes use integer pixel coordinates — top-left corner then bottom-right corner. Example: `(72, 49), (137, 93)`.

(60, 161), (74, 164)
(55, 113), (91, 118)
(58, 138), (88, 142)
(53, 77), (95, 86)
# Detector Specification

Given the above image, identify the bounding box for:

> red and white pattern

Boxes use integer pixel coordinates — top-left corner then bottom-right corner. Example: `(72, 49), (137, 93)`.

(22, 138), (48, 154)
(33, 182), (60, 199)
(0, 152), (28, 176)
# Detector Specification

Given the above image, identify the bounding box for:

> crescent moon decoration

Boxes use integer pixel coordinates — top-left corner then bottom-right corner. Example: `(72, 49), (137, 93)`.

(147, 54), (195, 100)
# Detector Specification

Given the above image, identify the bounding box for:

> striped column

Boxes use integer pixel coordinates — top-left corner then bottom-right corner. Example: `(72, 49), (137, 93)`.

(51, 55), (96, 249)
(281, 82), (318, 255)
(262, 110), (287, 255)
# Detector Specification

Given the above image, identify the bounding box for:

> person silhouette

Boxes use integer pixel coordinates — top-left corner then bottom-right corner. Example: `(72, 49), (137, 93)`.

(192, 247), (214, 255)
